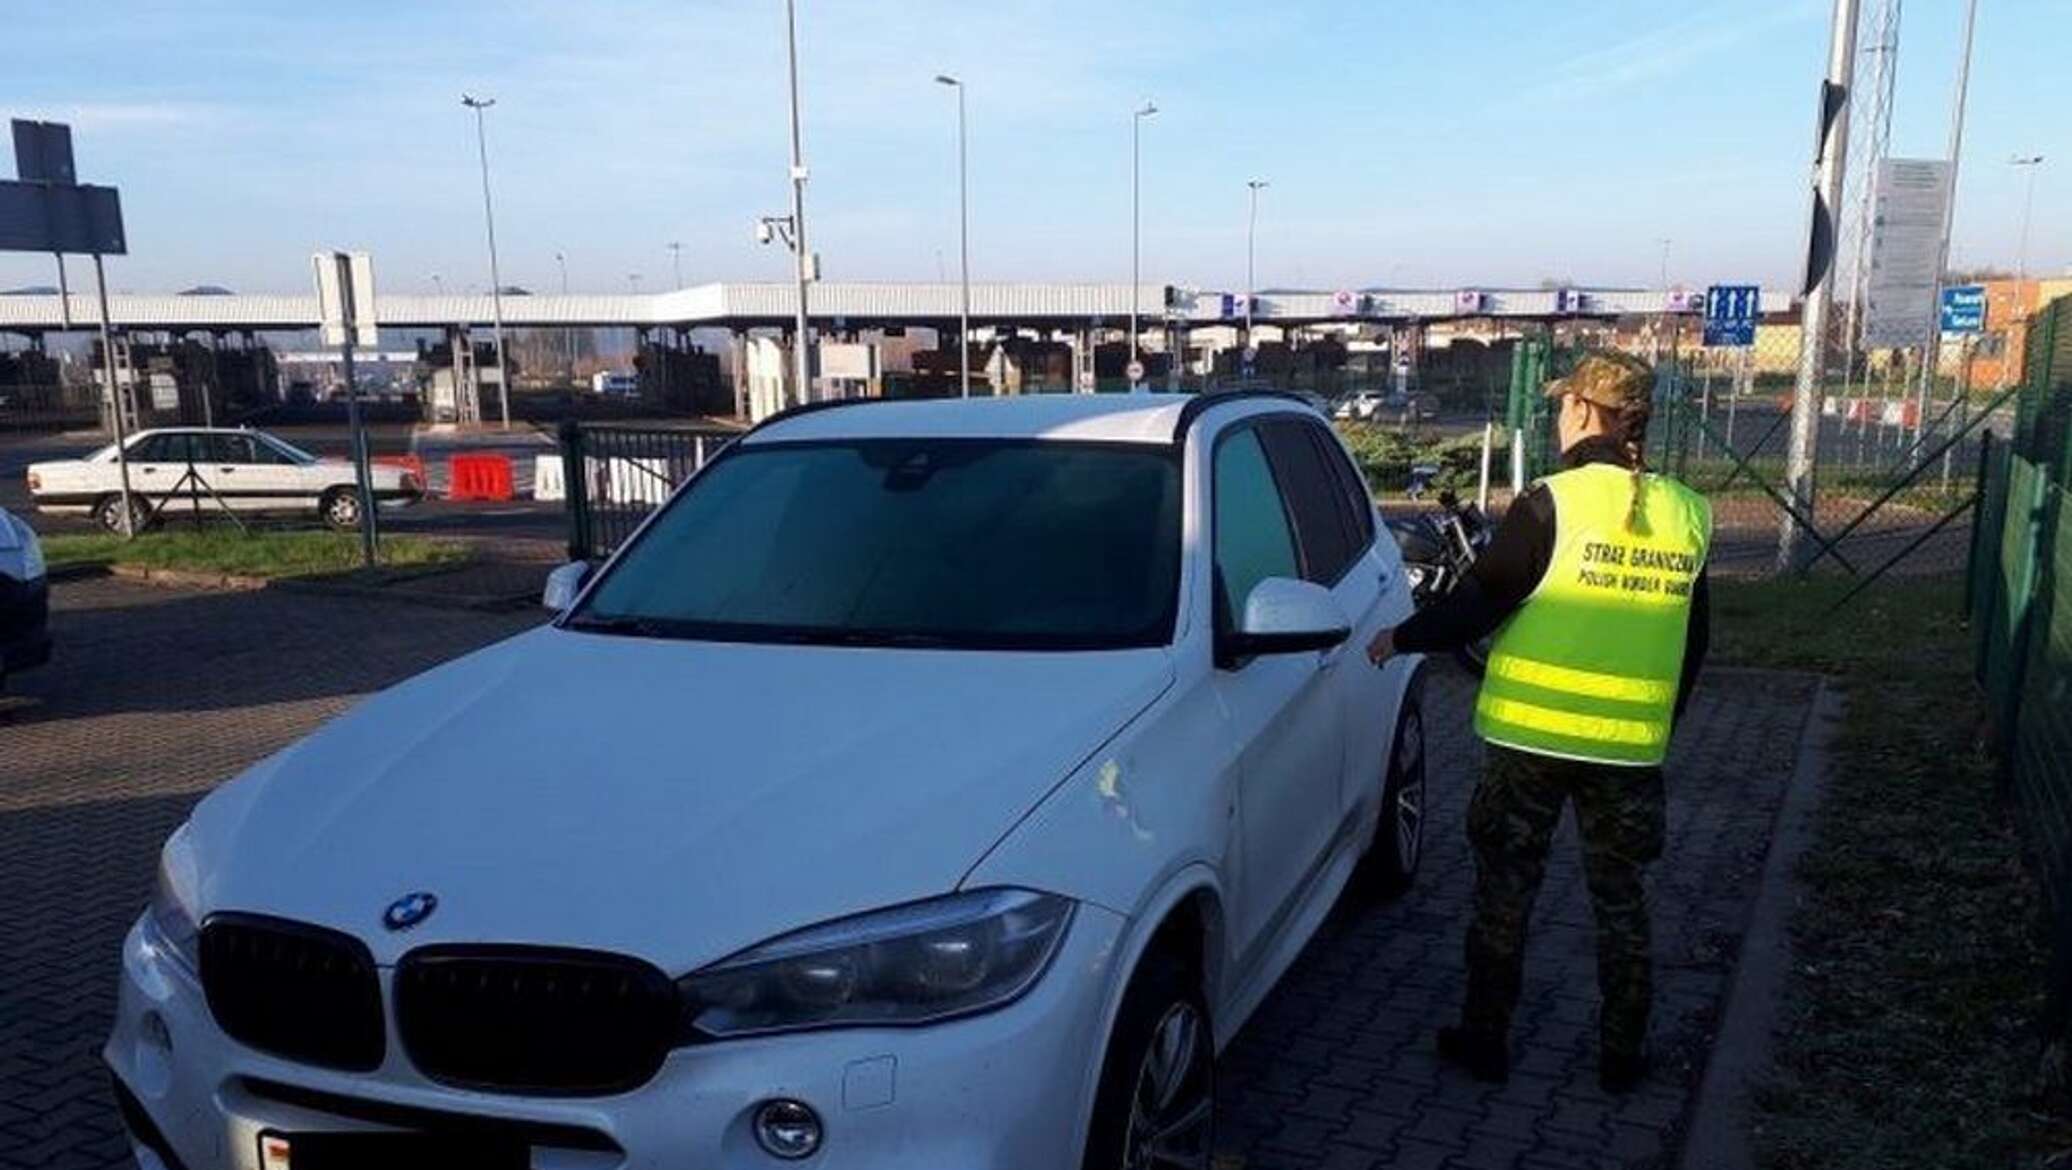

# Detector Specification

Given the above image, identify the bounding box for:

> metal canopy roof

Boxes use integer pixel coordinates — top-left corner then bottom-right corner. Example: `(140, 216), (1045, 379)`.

(0, 282), (1791, 333)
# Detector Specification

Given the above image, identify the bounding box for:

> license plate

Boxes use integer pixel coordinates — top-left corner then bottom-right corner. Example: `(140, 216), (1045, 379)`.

(257, 1129), (527, 1170)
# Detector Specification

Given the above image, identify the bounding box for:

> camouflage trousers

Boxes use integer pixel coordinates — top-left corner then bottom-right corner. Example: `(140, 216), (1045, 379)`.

(1461, 744), (1666, 1059)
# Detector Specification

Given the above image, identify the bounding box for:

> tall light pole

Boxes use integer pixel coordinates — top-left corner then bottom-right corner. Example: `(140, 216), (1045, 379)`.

(1130, 100), (1157, 390)
(556, 250), (572, 383)
(430, 273), (444, 294)
(935, 74), (971, 397)
(1245, 179), (1268, 348)
(783, 0), (813, 407)
(1915, 0), (1978, 428)
(667, 241), (685, 288)
(2012, 155), (2045, 279)
(628, 273), (642, 293)
(1778, 0), (1862, 574)
(1657, 237), (1672, 289)
(461, 93), (511, 429)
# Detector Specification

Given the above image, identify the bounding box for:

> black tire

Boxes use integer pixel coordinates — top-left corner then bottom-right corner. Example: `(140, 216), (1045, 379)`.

(93, 493), (153, 535)
(319, 487), (362, 532)
(1081, 952), (1215, 1170)
(1356, 684), (1426, 899)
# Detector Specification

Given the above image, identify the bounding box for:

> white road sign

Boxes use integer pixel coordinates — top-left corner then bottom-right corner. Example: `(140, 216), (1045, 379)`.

(1861, 158), (1951, 350)
(313, 251), (379, 349)
(1124, 359), (1146, 383)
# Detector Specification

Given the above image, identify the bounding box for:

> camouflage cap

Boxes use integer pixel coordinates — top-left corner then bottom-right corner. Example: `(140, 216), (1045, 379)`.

(1545, 350), (1655, 412)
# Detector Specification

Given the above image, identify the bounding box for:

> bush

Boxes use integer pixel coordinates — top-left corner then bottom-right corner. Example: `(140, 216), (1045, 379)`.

(1332, 422), (1495, 497)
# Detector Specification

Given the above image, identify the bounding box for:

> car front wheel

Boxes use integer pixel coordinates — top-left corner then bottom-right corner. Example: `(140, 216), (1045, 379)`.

(1082, 954), (1215, 1170)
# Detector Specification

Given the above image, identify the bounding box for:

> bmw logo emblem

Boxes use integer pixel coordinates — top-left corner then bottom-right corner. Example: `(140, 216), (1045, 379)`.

(382, 891), (438, 932)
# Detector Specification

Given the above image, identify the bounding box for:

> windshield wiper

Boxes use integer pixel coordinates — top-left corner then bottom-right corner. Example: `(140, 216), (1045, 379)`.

(561, 613), (679, 639)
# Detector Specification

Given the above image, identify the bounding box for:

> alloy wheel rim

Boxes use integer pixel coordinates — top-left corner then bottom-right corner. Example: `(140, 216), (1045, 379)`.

(331, 495), (359, 525)
(1394, 712), (1425, 868)
(1123, 1001), (1212, 1169)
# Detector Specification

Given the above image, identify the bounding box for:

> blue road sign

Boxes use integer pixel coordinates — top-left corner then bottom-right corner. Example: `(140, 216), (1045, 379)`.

(1940, 285), (1986, 334)
(1703, 284), (1760, 347)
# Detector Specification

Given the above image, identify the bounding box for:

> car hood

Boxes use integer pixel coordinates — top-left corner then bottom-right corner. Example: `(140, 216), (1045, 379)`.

(188, 625), (1174, 972)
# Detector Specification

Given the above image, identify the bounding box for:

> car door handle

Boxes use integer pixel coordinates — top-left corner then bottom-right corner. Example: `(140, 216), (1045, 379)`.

(218, 466), (237, 474)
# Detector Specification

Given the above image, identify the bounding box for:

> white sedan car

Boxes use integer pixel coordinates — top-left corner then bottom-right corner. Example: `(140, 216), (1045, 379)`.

(27, 427), (420, 532)
(109, 393), (1428, 1170)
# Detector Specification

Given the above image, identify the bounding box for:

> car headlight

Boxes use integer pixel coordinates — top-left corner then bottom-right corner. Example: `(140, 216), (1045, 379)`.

(145, 823), (201, 973)
(677, 888), (1073, 1040)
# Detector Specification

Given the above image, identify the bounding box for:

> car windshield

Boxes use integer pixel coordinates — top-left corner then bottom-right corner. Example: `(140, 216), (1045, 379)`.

(570, 438), (1182, 650)
(258, 434), (319, 465)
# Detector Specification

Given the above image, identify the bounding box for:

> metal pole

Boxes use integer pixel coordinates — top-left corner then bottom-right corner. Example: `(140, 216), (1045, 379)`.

(668, 242), (684, 289)
(463, 95), (512, 429)
(91, 254), (136, 538)
(2013, 155), (2043, 280)
(53, 254), (71, 330)
(1130, 101), (1156, 390)
(956, 82), (969, 398)
(336, 256), (377, 568)
(557, 250), (573, 385)
(1246, 179), (1266, 350)
(784, 0), (813, 408)
(936, 75), (970, 397)
(1916, 0), (1978, 453)
(1779, 0), (1862, 574)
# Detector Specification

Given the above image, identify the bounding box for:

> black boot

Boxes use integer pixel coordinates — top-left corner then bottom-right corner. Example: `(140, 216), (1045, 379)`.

(1600, 1049), (1649, 1093)
(1436, 1026), (1509, 1083)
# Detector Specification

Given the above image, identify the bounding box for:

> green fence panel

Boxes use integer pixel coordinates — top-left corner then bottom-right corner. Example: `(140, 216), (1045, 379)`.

(2013, 485), (2072, 910)
(1984, 456), (2046, 724)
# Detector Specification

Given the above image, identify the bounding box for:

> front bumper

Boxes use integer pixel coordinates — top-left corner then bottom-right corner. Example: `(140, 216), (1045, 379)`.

(0, 573), (50, 677)
(107, 903), (1125, 1170)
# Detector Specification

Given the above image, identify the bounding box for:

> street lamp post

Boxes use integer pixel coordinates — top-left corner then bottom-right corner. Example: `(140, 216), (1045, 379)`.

(667, 241), (684, 289)
(1245, 179), (1268, 350)
(461, 93), (512, 429)
(1130, 101), (1157, 390)
(2012, 155), (2045, 279)
(783, 0), (813, 407)
(935, 74), (971, 397)
(556, 250), (572, 384)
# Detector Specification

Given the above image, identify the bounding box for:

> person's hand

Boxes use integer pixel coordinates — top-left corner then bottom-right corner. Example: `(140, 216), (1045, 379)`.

(1365, 627), (1397, 666)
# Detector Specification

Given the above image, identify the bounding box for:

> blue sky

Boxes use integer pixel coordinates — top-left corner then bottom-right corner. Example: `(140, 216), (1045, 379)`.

(3, 0), (2066, 295)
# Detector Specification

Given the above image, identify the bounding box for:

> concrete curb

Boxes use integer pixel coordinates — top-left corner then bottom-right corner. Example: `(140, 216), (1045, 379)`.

(1677, 675), (1844, 1170)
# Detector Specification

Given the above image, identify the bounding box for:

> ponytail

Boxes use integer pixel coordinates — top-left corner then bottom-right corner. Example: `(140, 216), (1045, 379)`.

(1619, 405), (1652, 534)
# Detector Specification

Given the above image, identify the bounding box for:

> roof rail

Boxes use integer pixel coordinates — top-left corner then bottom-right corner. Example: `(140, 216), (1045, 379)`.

(1169, 388), (1319, 443)
(741, 395), (884, 438)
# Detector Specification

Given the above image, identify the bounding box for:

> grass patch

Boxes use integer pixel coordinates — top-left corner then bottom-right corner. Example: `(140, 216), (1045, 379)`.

(44, 529), (470, 579)
(1712, 574), (2071, 1169)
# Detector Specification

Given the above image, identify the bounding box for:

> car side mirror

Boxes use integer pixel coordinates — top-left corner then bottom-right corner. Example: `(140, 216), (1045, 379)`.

(542, 560), (594, 611)
(1219, 577), (1351, 665)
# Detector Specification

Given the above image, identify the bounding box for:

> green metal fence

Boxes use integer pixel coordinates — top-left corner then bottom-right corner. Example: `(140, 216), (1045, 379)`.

(1967, 292), (2072, 1039)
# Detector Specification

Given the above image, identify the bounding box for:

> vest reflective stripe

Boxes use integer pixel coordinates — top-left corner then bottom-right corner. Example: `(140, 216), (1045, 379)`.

(1477, 696), (1666, 749)
(1484, 653), (1677, 706)
(1473, 463), (1711, 767)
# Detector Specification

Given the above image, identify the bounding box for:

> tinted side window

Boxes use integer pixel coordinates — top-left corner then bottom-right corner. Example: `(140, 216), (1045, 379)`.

(1213, 428), (1299, 630)
(1259, 419), (1356, 585)
(1313, 425), (1376, 554)
(130, 434), (178, 461)
(202, 434), (258, 463)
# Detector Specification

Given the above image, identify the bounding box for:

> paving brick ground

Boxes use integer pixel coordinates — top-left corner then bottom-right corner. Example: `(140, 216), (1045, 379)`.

(1214, 665), (1816, 1169)
(0, 577), (1816, 1170)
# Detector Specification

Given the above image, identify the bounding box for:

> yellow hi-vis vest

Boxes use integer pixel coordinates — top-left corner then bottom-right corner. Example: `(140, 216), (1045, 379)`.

(1473, 463), (1712, 767)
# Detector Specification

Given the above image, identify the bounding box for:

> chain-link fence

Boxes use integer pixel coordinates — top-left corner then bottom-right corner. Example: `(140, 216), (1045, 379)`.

(1486, 310), (2003, 583)
(1967, 292), (2072, 1045)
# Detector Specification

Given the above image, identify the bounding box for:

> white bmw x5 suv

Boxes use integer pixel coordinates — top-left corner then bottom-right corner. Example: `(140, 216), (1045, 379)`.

(109, 392), (1429, 1170)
